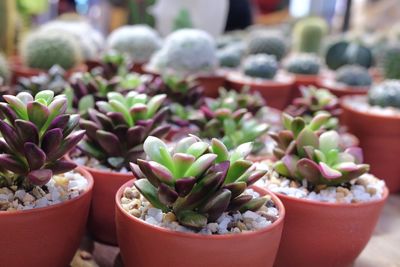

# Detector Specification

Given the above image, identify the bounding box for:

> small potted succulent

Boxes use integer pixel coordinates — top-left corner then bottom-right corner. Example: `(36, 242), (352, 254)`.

(226, 54), (294, 110)
(317, 64), (373, 97)
(341, 80), (400, 192)
(0, 90), (93, 267)
(116, 136), (285, 267)
(106, 24), (162, 73)
(11, 29), (86, 84)
(256, 113), (387, 267)
(71, 91), (170, 245)
(144, 29), (225, 97)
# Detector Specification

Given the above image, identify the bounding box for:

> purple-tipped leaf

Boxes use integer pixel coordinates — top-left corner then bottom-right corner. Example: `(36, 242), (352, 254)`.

(228, 194), (252, 211)
(158, 183), (178, 205)
(0, 120), (23, 153)
(48, 160), (77, 174)
(0, 154), (28, 173)
(148, 161), (174, 184)
(319, 162), (342, 180)
(24, 142), (46, 170)
(223, 182), (246, 199)
(42, 128), (63, 154)
(15, 120), (39, 145)
(27, 101), (49, 130)
(297, 158), (321, 184)
(96, 130), (122, 156)
(200, 189), (231, 222)
(27, 169), (53, 186)
(174, 177), (196, 197)
(344, 147), (364, 164)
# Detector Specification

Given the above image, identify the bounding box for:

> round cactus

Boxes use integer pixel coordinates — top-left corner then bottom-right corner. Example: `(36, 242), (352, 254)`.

(246, 32), (286, 61)
(21, 30), (82, 70)
(382, 43), (400, 80)
(217, 46), (242, 68)
(292, 17), (328, 54)
(0, 53), (10, 84)
(335, 65), (372, 87)
(368, 80), (400, 108)
(162, 29), (218, 75)
(243, 54), (278, 79)
(107, 25), (161, 64)
(325, 40), (374, 70)
(285, 54), (321, 75)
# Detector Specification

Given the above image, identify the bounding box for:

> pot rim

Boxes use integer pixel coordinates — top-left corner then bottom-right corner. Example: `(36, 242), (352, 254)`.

(226, 71), (294, 87)
(116, 180), (285, 240)
(66, 153), (134, 178)
(273, 185), (388, 208)
(318, 79), (370, 92)
(341, 95), (400, 120)
(0, 166), (93, 216)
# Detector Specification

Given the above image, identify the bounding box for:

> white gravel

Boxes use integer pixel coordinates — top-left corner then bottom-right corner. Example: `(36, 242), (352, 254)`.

(343, 96), (400, 117)
(121, 187), (280, 235)
(73, 156), (129, 173)
(0, 171), (88, 211)
(254, 160), (385, 203)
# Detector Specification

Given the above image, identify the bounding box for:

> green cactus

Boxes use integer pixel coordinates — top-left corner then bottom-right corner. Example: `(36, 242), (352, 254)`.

(173, 8), (193, 31)
(243, 54), (278, 79)
(335, 65), (372, 87)
(292, 17), (328, 54)
(382, 44), (400, 80)
(217, 46), (242, 68)
(246, 32), (286, 61)
(285, 54), (321, 75)
(0, 0), (17, 55)
(21, 30), (82, 71)
(368, 80), (400, 108)
(0, 54), (10, 84)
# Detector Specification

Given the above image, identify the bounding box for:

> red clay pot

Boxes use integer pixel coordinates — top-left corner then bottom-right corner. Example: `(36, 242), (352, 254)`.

(81, 164), (134, 245)
(0, 167), (93, 267)
(116, 180), (285, 267)
(226, 72), (295, 110)
(10, 56), (87, 85)
(317, 79), (369, 98)
(341, 96), (400, 193)
(273, 187), (388, 267)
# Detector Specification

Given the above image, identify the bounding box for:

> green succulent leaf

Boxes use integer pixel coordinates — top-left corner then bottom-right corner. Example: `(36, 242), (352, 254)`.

(134, 179), (168, 212)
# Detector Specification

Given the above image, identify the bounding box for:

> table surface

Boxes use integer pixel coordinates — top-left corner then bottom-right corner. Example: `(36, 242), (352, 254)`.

(71, 194), (400, 267)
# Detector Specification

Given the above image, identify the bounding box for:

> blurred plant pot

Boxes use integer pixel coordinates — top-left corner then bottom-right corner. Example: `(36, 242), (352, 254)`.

(226, 72), (294, 110)
(67, 154), (134, 245)
(116, 180), (285, 267)
(273, 187), (388, 267)
(369, 67), (383, 82)
(341, 95), (400, 193)
(10, 56), (87, 85)
(130, 63), (145, 74)
(0, 167), (93, 267)
(317, 79), (369, 98)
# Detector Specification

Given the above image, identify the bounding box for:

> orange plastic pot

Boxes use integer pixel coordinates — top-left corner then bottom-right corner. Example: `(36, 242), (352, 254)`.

(0, 167), (93, 267)
(341, 96), (400, 193)
(273, 188), (388, 267)
(226, 72), (294, 110)
(116, 180), (285, 267)
(317, 79), (369, 98)
(81, 165), (134, 245)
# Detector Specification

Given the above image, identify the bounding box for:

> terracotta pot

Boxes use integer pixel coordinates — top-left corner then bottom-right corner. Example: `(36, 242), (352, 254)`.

(341, 96), (400, 193)
(81, 164), (134, 245)
(10, 56), (87, 85)
(116, 180), (285, 267)
(273, 187), (388, 267)
(130, 63), (145, 74)
(226, 72), (295, 110)
(289, 74), (320, 101)
(0, 167), (93, 267)
(317, 79), (369, 98)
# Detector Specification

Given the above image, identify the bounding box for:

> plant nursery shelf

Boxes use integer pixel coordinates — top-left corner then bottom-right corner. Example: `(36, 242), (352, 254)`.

(71, 194), (400, 267)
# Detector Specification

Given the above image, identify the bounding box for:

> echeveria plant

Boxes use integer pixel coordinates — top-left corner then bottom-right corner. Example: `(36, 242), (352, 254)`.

(78, 91), (170, 170)
(0, 90), (84, 188)
(271, 113), (369, 186)
(130, 136), (268, 228)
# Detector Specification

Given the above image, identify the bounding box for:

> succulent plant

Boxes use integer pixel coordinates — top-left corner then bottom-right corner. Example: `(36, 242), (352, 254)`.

(292, 17), (328, 54)
(21, 30), (82, 70)
(107, 25), (161, 64)
(0, 53), (10, 84)
(16, 65), (68, 95)
(285, 54), (321, 75)
(0, 90), (84, 188)
(246, 32), (286, 61)
(173, 8), (193, 31)
(381, 43), (400, 80)
(271, 113), (369, 186)
(335, 65), (372, 87)
(161, 29), (218, 76)
(368, 80), (400, 109)
(217, 46), (242, 68)
(243, 54), (278, 79)
(285, 86), (340, 130)
(130, 136), (268, 228)
(78, 91), (170, 170)
(89, 52), (129, 80)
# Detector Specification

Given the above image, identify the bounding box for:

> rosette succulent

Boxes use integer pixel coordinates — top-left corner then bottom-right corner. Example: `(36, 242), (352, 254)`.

(285, 86), (340, 129)
(271, 113), (369, 186)
(0, 90), (84, 188)
(78, 92), (170, 170)
(130, 136), (268, 228)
